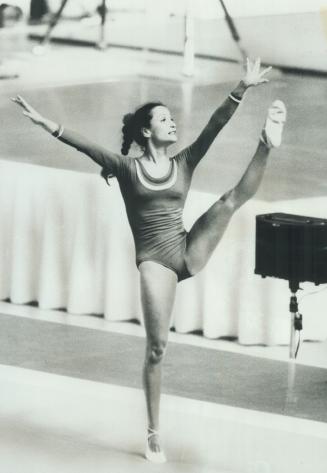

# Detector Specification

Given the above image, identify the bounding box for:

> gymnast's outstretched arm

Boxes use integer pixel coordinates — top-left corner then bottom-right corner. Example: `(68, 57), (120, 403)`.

(187, 58), (272, 168)
(11, 95), (121, 174)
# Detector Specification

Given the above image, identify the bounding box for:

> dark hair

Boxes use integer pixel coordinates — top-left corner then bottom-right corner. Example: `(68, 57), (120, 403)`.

(101, 102), (163, 185)
(121, 102), (164, 156)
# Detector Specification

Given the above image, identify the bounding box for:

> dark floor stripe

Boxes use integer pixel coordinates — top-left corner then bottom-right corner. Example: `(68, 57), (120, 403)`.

(1, 313), (327, 423)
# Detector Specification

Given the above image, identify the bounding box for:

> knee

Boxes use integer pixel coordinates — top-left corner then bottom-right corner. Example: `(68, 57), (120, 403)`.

(221, 187), (252, 213)
(146, 340), (168, 365)
(220, 189), (238, 213)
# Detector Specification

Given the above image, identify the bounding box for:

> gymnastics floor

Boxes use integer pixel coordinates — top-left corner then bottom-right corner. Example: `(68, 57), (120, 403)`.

(1, 34), (327, 472)
(1, 308), (327, 473)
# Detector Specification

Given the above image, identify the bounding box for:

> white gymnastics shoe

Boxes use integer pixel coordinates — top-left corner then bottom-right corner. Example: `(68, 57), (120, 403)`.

(145, 428), (167, 464)
(261, 99), (287, 148)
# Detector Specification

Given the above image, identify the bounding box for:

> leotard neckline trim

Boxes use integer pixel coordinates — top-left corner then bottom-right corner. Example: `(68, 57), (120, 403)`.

(134, 158), (177, 191)
(135, 158), (174, 184)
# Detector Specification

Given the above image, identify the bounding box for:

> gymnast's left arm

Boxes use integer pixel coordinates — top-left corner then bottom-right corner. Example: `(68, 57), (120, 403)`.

(187, 58), (271, 166)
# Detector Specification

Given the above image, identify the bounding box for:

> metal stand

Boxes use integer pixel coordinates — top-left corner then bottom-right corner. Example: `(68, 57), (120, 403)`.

(217, 0), (248, 67)
(34, 0), (108, 50)
(288, 281), (303, 359)
(182, 1), (249, 78)
(38, 0), (69, 47)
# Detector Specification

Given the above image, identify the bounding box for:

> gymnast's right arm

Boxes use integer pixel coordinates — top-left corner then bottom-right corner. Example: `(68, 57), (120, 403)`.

(11, 95), (121, 173)
(185, 58), (272, 169)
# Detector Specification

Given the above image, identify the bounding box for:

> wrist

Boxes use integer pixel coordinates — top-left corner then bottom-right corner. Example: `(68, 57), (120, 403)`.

(240, 79), (252, 89)
(51, 124), (64, 138)
(230, 81), (248, 102)
(39, 118), (50, 129)
(40, 119), (59, 134)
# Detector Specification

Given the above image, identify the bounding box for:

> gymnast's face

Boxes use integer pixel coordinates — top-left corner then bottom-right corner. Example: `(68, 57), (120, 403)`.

(147, 106), (177, 146)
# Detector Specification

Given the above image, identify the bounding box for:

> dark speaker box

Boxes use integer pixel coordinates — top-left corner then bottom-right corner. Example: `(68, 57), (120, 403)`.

(255, 213), (327, 285)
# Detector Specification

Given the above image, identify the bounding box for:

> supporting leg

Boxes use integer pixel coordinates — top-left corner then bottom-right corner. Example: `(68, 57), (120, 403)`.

(139, 261), (177, 462)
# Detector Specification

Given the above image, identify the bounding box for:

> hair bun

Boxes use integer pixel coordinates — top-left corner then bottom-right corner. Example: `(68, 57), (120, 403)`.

(123, 112), (134, 126)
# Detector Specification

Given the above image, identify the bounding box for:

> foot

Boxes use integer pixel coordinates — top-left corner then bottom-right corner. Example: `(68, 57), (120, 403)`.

(32, 44), (48, 56)
(145, 428), (166, 464)
(261, 99), (287, 148)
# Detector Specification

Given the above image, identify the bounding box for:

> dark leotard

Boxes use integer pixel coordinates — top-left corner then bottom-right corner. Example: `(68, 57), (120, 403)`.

(58, 93), (242, 281)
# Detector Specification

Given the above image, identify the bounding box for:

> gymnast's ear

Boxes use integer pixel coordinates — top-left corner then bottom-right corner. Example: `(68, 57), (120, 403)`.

(141, 126), (151, 138)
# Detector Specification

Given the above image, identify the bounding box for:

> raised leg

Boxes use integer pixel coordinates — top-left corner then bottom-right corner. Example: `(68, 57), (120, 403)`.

(184, 99), (286, 276)
(185, 140), (270, 275)
(139, 261), (177, 462)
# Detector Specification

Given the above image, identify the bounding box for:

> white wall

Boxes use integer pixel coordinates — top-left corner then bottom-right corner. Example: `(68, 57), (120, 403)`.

(43, 0), (327, 19)
(110, 0), (327, 18)
(193, 0), (327, 18)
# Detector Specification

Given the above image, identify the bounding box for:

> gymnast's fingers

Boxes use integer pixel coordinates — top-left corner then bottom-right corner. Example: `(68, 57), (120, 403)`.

(11, 95), (29, 111)
(18, 95), (34, 112)
(260, 66), (272, 77)
(254, 57), (261, 73)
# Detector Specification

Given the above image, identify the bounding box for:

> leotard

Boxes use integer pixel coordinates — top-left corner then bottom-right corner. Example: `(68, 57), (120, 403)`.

(58, 94), (242, 281)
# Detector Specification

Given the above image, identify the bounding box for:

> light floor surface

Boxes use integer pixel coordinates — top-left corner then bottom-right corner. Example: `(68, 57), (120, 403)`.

(0, 302), (327, 473)
(3, 363), (327, 473)
(0, 365), (229, 473)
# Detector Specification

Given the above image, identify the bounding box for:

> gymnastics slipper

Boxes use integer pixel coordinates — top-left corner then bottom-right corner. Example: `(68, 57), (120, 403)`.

(145, 429), (167, 463)
(261, 99), (287, 148)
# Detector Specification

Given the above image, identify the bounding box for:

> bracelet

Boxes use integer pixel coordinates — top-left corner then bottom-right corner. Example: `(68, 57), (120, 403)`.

(52, 124), (64, 138)
(228, 93), (242, 104)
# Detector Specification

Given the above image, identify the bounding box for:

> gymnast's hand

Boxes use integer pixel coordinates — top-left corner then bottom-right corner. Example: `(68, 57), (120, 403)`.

(11, 95), (45, 125)
(243, 58), (272, 87)
(11, 95), (59, 134)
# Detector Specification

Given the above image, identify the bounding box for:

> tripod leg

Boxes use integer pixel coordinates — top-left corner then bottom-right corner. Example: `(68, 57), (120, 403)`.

(217, 0), (248, 67)
(40, 0), (70, 46)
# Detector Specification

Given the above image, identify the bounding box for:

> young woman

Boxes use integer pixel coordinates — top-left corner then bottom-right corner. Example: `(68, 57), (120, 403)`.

(12, 58), (286, 463)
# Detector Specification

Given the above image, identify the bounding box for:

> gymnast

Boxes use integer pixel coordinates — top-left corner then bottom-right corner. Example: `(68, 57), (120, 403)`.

(12, 58), (286, 463)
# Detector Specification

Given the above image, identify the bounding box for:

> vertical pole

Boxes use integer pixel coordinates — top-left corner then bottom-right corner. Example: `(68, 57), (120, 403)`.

(183, 1), (194, 77)
(289, 305), (296, 359)
(97, 0), (108, 50)
(286, 359), (297, 406)
(288, 284), (299, 359)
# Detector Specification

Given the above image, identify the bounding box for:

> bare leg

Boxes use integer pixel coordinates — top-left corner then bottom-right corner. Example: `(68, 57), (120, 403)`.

(139, 261), (177, 459)
(185, 140), (270, 275)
